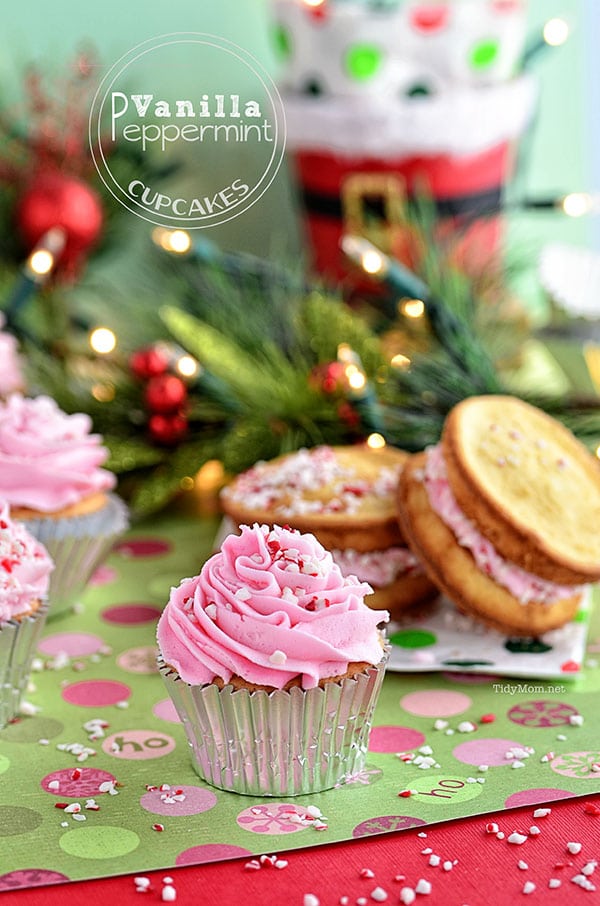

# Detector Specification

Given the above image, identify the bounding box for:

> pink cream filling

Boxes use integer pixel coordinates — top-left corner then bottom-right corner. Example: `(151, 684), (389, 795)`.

(423, 445), (585, 605)
(157, 523), (389, 690)
(332, 546), (422, 587)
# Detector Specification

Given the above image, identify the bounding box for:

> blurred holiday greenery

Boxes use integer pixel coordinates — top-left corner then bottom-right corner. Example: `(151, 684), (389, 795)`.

(1, 48), (599, 517)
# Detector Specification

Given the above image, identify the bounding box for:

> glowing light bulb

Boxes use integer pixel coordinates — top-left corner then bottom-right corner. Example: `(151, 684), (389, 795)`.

(152, 227), (192, 254)
(543, 18), (569, 47)
(176, 355), (199, 378)
(361, 249), (385, 275)
(596, 444), (600, 461)
(303, 0), (326, 7)
(347, 369), (367, 391)
(561, 193), (593, 218)
(390, 353), (411, 370)
(337, 343), (354, 364)
(367, 433), (386, 450)
(401, 299), (425, 319)
(29, 250), (54, 276)
(89, 327), (117, 355)
(91, 383), (116, 402)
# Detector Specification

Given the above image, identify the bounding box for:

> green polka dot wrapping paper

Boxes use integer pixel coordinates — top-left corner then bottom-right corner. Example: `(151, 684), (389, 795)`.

(0, 514), (598, 890)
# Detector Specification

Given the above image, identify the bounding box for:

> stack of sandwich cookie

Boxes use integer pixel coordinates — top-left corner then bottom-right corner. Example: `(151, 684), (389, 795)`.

(397, 396), (600, 636)
(221, 444), (437, 617)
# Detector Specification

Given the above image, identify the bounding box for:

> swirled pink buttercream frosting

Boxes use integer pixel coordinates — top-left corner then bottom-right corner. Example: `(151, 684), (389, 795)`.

(0, 394), (115, 512)
(0, 502), (53, 622)
(424, 445), (586, 605)
(157, 523), (388, 690)
(0, 320), (24, 397)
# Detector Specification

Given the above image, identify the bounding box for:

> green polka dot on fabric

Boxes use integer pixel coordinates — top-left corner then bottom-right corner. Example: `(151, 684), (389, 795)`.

(273, 24), (292, 60)
(410, 774), (483, 805)
(345, 44), (383, 81)
(390, 629), (437, 649)
(0, 806), (43, 836)
(60, 826), (140, 860)
(470, 39), (500, 70)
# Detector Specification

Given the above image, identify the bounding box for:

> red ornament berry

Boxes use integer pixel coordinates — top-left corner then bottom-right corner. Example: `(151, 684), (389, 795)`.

(308, 361), (346, 396)
(16, 170), (103, 275)
(130, 346), (170, 380)
(145, 374), (187, 413)
(148, 413), (188, 446)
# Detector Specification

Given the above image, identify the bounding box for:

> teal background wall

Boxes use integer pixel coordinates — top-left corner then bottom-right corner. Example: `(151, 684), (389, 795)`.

(0, 0), (593, 275)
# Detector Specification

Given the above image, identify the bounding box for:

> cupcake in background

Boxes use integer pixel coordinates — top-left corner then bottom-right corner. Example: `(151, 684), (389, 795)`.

(157, 522), (389, 796)
(0, 501), (53, 728)
(0, 317), (24, 398)
(0, 394), (128, 616)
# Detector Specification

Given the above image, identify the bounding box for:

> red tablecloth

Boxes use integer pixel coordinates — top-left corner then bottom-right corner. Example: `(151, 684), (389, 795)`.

(9, 794), (600, 905)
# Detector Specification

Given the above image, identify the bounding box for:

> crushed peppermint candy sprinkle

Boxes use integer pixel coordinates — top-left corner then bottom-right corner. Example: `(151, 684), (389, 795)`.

(269, 649), (287, 666)
(508, 832), (528, 845)
(303, 895), (320, 906)
(370, 887), (388, 902)
(522, 881), (536, 894)
(533, 808), (552, 818)
(567, 842), (582, 854)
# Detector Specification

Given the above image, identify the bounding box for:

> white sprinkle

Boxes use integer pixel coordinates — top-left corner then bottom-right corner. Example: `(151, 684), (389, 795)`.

(444, 729), (455, 736)
(569, 714), (584, 726)
(442, 862), (453, 872)
(522, 882), (535, 895)
(571, 874), (596, 892)
(64, 803), (81, 814)
(415, 879), (432, 895)
(60, 821), (68, 827)
(582, 862), (597, 877)
(161, 885), (177, 902)
(417, 832), (427, 838)
(497, 832), (505, 840)
(340, 898), (350, 906)
(476, 778), (486, 784)
(433, 720), (448, 730)
(357, 899), (368, 906)
(269, 649), (287, 665)
(19, 701), (40, 716)
(48, 780), (60, 791)
(512, 761), (526, 769)
(274, 860), (288, 870)
(529, 826), (540, 836)
(508, 832), (527, 845)
(478, 764), (489, 772)
(72, 814), (86, 822)
(116, 700), (129, 709)
(306, 805), (322, 819)
(205, 603), (217, 620)
(134, 877), (151, 888)
(235, 587), (251, 600)
(303, 896), (320, 906)
(418, 745), (433, 756)
(399, 889), (416, 905)
(567, 842), (582, 854)
(428, 855), (440, 867)
(457, 721), (476, 733)
(556, 734), (567, 741)
(548, 879), (561, 889)
(518, 861), (529, 870)
(370, 888), (388, 902)
(421, 848), (432, 855)
(533, 808), (551, 818)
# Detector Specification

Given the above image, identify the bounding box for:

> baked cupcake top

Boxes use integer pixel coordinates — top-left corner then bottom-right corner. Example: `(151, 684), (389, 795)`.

(0, 502), (53, 622)
(0, 394), (115, 513)
(157, 522), (388, 690)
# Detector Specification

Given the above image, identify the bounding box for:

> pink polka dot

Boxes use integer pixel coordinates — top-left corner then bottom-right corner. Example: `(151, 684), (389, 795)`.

(508, 700), (578, 728)
(401, 689), (472, 717)
(89, 565), (118, 587)
(452, 738), (524, 767)
(0, 870), (70, 890)
(140, 785), (217, 817)
(353, 815), (427, 837)
(102, 604), (162, 625)
(551, 750), (600, 779)
(117, 646), (159, 674)
(153, 698), (181, 723)
(61, 680), (131, 707)
(176, 844), (252, 866)
(114, 538), (171, 558)
(41, 768), (117, 798)
(38, 633), (105, 658)
(369, 726), (426, 753)
(504, 788), (576, 809)
(237, 803), (312, 835)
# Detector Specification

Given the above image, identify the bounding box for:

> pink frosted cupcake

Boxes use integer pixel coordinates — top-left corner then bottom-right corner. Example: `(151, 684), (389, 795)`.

(0, 394), (128, 616)
(0, 502), (53, 727)
(157, 522), (389, 796)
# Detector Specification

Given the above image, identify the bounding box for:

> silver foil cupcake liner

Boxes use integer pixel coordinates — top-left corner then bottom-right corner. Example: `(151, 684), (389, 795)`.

(20, 493), (129, 618)
(159, 653), (388, 797)
(0, 602), (49, 729)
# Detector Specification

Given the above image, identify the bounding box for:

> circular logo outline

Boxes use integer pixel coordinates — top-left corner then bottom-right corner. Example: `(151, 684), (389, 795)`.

(89, 31), (287, 229)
